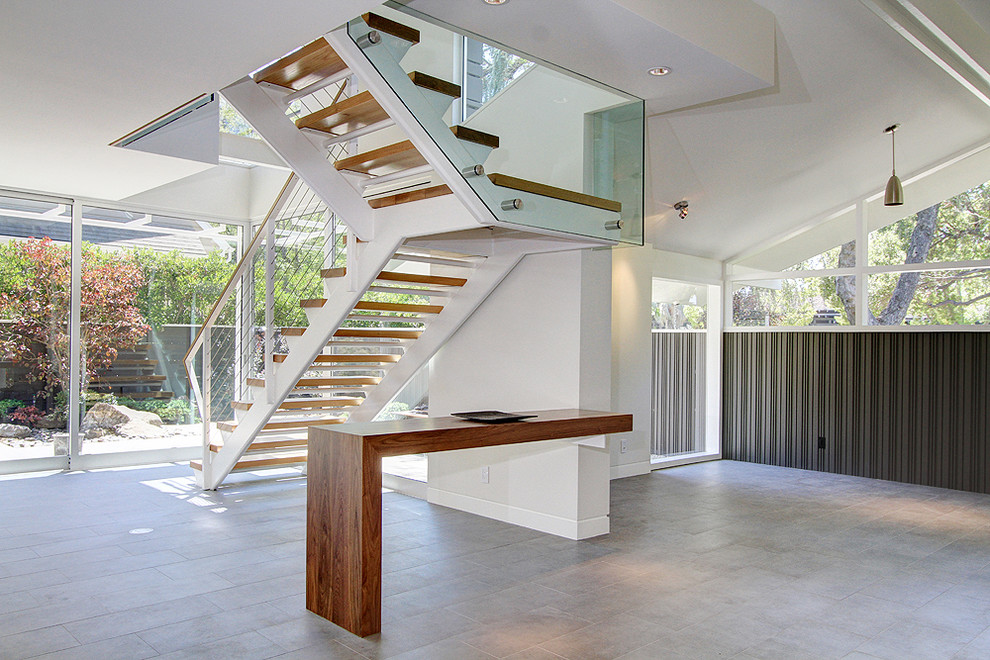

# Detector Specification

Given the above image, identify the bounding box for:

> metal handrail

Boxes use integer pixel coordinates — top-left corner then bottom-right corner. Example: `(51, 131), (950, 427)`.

(182, 169), (346, 432)
(182, 173), (295, 371)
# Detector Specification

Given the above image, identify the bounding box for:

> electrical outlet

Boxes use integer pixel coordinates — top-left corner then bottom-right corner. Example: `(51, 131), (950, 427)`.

(480, 466), (490, 484)
(818, 436), (826, 449)
(620, 438), (629, 454)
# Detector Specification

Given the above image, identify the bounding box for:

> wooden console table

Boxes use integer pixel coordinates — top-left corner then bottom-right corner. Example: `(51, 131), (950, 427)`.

(306, 408), (632, 636)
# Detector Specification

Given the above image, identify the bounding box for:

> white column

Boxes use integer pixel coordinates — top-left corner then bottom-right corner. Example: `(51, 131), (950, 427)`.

(67, 202), (82, 461)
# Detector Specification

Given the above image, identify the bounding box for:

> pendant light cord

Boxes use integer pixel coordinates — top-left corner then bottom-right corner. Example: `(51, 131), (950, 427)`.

(891, 129), (897, 176)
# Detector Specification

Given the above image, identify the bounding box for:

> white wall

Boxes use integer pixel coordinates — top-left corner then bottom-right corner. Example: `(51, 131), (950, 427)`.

(610, 244), (724, 474)
(428, 247), (614, 538)
(610, 245), (654, 478)
(464, 68), (628, 192)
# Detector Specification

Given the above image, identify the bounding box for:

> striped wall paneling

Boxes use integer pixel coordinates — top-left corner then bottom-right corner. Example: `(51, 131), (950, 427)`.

(722, 332), (990, 494)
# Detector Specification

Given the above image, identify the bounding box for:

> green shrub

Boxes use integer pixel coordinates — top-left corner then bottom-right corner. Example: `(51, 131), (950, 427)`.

(377, 402), (410, 421)
(0, 399), (23, 419)
(9, 405), (43, 426)
(116, 396), (197, 424)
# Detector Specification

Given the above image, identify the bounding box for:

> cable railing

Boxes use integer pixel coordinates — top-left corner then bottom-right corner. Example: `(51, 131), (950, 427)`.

(183, 173), (347, 449)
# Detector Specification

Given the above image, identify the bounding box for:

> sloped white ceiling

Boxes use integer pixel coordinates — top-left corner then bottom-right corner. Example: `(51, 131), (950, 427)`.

(396, 0), (777, 112)
(1, 0), (988, 262)
(0, 0), (381, 201)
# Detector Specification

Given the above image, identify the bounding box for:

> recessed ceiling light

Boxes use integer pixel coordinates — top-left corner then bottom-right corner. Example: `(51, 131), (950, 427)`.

(484, 0), (508, 4)
(648, 66), (671, 76)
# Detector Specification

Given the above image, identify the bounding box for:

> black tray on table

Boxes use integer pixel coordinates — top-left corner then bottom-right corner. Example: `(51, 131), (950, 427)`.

(451, 411), (537, 424)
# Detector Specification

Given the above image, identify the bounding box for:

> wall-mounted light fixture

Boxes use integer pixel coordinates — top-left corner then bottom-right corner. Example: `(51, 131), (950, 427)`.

(674, 200), (689, 219)
(883, 124), (904, 206)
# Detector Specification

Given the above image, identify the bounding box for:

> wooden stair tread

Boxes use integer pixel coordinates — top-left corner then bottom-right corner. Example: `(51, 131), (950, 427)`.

(280, 327), (306, 336)
(192, 451), (309, 472)
(488, 173), (622, 213)
(295, 91), (388, 135)
(210, 437), (308, 453)
(122, 391), (173, 400)
(232, 397), (364, 412)
(334, 140), (427, 176)
(247, 376), (381, 388)
(334, 328), (422, 339)
(345, 315), (425, 325)
(255, 38), (346, 90)
(295, 72), (453, 136)
(90, 375), (166, 383)
(105, 359), (158, 367)
(408, 72), (460, 98)
(451, 125), (499, 149)
(366, 285), (448, 298)
(218, 417), (344, 433)
(353, 301), (443, 314)
(391, 251), (481, 269)
(377, 270), (467, 287)
(363, 12), (420, 45)
(300, 299), (440, 314)
(272, 353), (401, 364)
(368, 184), (452, 209)
(319, 268), (467, 287)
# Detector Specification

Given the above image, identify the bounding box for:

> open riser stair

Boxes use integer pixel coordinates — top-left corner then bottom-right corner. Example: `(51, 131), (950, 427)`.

(188, 10), (614, 488)
(91, 335), (172, 401)
(193, 248), (485, 482)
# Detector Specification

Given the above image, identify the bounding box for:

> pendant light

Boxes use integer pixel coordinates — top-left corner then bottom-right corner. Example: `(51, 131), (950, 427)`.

(884, 124), (903, 206)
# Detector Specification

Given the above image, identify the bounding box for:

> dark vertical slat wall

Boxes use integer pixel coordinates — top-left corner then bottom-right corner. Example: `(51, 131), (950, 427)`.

(722, 332), (990, 494)
(652, 332), (706, 456)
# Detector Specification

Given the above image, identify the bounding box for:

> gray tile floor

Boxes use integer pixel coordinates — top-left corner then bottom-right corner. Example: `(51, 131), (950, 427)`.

(2, 460), (990, 659)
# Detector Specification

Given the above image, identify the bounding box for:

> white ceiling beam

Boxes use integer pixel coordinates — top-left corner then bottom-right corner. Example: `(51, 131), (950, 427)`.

(862, 0), (990, 107)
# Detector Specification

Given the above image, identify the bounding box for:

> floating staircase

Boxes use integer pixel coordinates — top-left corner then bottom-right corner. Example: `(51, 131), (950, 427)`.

(191, 246), (484, 477)
(189, 10), (622, 488)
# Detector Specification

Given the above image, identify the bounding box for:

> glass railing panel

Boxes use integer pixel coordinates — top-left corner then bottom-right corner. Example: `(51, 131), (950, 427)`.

(347, 5), (644, 245)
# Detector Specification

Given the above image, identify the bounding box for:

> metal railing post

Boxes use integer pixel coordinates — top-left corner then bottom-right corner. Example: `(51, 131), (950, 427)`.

(201, 326), (213, 488)
(265, 219), (276, 404)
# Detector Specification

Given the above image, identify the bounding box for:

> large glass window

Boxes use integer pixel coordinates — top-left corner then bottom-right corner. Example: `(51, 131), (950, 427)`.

(732, 277), (854, 327)
(727, 169), (990, 328)
(0, 195), (73, 462)
(870, 182), (990, 267)
(0, 190), (244, 472)
(77, 207), (240, 456)
(869, 268), (990, 326)
(651, 279), (719, 462)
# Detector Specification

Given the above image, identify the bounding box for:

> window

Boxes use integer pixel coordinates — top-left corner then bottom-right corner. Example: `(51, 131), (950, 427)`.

(0, 191), (244, 470)
(727, 161), (990, 328)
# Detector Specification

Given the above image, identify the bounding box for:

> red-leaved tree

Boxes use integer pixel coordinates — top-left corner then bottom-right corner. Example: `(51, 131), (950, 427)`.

(0, 237), (148, 396)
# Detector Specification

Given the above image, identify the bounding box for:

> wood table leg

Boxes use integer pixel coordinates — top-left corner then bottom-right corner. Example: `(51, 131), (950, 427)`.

(306, 428), (383, 636)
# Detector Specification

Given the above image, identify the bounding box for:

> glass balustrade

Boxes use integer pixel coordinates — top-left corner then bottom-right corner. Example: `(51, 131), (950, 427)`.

(347, 4), (644, 245)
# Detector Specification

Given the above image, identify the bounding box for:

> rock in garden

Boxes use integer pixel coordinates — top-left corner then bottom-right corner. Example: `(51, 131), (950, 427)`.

(0, 423), (32, 439)
(35, 414), (65, 430)
(81, 403), (166, 439)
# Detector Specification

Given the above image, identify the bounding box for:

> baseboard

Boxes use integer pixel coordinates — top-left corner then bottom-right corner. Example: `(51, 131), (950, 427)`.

(70, 447), (199, 471)
(383, 472), (427, 500)
(0, 456), (68, 476)
(426, 488), (609, 540)
(650, 452), (721, 470)
(610, 460), (651, 480)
